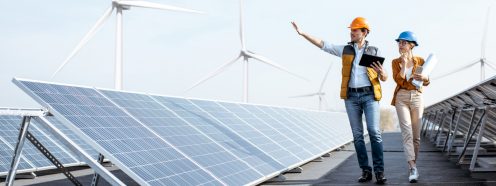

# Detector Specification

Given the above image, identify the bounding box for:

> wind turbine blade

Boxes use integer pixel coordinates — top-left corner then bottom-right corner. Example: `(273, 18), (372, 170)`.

(289, 92), (319, 98)
(51, 6), (114, 79)
(246, 52), (309, 81)
(481, 7), (491, 58)
(183, 55), (242, 93)
(431, 59), (480, 80)
(486, 60), (496, 67)
(117, 1), (204, 14)
(484, 60), (496, 71)
(239, 0), (246, 50)
(318, 62), (333, 92)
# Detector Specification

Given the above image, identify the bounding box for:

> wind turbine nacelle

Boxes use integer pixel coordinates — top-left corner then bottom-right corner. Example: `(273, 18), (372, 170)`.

(122, 5), (131, 10)
(112, 1), (131, 10)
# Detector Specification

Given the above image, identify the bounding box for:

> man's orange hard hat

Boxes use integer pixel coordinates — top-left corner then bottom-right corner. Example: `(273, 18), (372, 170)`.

(348, 17), (370, 30)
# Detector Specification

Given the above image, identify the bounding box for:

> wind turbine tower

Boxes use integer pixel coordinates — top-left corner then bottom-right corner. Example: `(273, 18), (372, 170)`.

(51, 0), (204, 90)
(184, 0), (307, 102)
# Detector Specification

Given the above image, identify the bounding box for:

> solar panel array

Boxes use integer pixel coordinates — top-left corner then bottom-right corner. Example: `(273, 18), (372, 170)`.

(13, 78), (353, 185)
(424, 77), (496, 142)
(0, 115), (98, 176)
(152, 96), (289, 178)
(423, 76), (496, 171)
(100, 90), (264, 185)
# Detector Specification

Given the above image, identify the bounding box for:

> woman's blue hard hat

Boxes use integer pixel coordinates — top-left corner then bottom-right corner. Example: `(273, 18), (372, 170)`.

(396, 31), (418, 46)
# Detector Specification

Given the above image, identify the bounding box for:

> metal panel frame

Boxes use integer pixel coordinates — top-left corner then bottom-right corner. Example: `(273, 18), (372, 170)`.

(424, 76), (496, 172)
(34, 116), (125, 185)
(13, 78), (150, 185)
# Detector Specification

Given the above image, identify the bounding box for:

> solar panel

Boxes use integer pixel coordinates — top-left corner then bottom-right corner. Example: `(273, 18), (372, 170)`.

(286, 109), (352, 148)
(217, 102), (312, 163)
(188, 99), (314, 167)
(0, 132), (33, 175)
(98, 89), (265, 185)
(14, 79), (223, 185)
(423, 77), (496, 171)
(40, 116), (100, 160)
(151, 95), (287, 176)
(317, 111), (352, 145)
(268, 108), (336, 150)
(303, 110), (348, 146)
(27, 120), (80, 165)
(0, 115), (88, 174)
(256, 106), (326, 154)
(0, 115), (56, 168)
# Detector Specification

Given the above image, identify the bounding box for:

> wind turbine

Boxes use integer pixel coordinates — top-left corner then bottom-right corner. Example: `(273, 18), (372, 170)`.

(51, 0), (204, 90)
(183, 0), (307, 103)
(433, 7), (495, 82)
(290, 62), (333, 111)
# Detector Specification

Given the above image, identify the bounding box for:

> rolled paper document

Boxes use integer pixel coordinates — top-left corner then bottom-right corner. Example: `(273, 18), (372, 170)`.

(412, 53), (438, 89)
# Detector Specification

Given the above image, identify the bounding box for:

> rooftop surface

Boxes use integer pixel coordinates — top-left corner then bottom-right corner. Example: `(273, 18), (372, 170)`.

(2, 132), (495, 185)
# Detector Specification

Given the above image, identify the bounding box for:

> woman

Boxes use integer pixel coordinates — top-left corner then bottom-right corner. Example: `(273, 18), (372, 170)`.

(391, 31), (430, 183)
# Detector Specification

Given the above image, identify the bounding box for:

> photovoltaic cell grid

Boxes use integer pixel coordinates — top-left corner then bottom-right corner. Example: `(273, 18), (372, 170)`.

(288, 109), (352, 148)
(14, 78), (354, 185)
(39, 116), (100, 160)
(270, 107), (334, 149)
(99, 89), (264, 185)
(217, 102), (312, 163)
(0, 116), (34, 175)
(151, 96), (287, 177)
(14, 80), (223, 186)
(0, 115), (84, 176)
(259, 106), (326, 154)
(27, 120), (80, 165)
(288, 109), (337, 142)
(0, 136), (33, 175)
(189, 99), (306, 168)
(0, 115), (57, 169)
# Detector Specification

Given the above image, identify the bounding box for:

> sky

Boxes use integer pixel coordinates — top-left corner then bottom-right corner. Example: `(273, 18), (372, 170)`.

(1, 0), (496, 111)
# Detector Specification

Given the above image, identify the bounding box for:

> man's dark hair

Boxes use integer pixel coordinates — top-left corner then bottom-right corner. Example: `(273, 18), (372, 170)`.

(360, 28), (370, 37)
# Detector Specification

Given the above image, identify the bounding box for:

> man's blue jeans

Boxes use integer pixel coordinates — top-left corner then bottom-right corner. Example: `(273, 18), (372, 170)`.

(344, 90), (384, 172)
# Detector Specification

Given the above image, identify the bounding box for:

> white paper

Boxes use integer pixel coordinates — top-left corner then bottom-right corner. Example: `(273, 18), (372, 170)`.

(412, 53), (438, 89)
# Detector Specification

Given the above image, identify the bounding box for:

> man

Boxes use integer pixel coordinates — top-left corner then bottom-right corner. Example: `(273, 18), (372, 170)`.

(292, 17), (388, 184)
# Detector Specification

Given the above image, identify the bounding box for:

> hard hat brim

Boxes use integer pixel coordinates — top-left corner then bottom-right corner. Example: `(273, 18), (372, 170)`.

(348, 26), (370, 30)
(395, 39), (418, 46)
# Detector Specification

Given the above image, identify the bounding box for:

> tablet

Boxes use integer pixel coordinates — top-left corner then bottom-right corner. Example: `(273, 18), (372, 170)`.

(359, 54), (385, 67)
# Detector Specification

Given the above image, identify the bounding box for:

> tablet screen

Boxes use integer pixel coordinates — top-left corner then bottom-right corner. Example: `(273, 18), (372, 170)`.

(359, 54), (385, 67)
